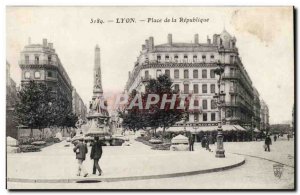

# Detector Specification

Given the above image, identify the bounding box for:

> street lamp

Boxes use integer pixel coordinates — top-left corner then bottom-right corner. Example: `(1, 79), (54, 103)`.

(183, 111), (188, 136)
(192, 125), (198, 141)
(214, 61), (225, 158)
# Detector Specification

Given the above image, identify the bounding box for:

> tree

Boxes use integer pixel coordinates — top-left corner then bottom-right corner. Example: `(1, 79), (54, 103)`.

(14, 81), (54, 138)
(144, 75), (185, 139)
(118, 90), (149, 132)
(50, 88), (75, 134)
(119, 75), (186, 140)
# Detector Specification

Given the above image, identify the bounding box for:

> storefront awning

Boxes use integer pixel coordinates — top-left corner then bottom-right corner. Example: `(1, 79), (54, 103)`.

(254, 128), (261, 133)
(234, 125), (247, 131)
(157, 125), (247, 133)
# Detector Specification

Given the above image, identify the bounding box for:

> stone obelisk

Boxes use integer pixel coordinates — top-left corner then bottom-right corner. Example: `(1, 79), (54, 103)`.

(93, 44), (103, 100)
(85, 44), (111, 141)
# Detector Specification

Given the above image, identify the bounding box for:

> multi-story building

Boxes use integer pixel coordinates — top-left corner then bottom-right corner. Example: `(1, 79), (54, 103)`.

(253, 87), (261, 129)
(72, 89), (87, 120)
(19, 38), (85, 118)
(6, 61), (18, 108)
(6, 61), (18, 138)
(260, 100), (270, 132)
(125, 30), (257, 131)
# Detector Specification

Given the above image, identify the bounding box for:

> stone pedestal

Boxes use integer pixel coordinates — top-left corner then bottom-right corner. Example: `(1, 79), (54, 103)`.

(215, 129), (225, 158)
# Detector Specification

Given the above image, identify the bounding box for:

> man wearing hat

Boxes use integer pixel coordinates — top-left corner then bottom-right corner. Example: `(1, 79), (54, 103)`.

(90, 136), (103, 176)
(73, 137), (88, 177)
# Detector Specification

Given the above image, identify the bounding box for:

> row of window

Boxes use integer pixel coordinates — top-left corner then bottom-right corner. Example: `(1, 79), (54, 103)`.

(24, 71), (55, 79)
(24, 55), (52, 65)
(146, 69), (216, 79)
(192, 99), (217, 110)
(157, 54), (215, 61)
(193, 112), (217, 122)
(174, 83), (216, 94)
(153, 54), (236, 64)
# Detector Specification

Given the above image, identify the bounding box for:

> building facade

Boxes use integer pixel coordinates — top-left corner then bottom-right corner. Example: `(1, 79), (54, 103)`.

(260, 100), (270, 132)
(125, 31), (259, 130)
(19, 38), (85, 118)
(6, 61), (18, 138)
(253, 87), (261, 129)
(72, 89), (87, 120)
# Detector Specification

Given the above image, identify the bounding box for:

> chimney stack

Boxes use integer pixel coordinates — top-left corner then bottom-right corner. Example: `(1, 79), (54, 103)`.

(48, 43), (53, 49)
(213, 34), (218, 44)
(142, 44), (146, 50)
(168, 34), (172, 45)
(28, 37), (31, 45)
(207, 36), (211, 44)
(43, 38), (47, 47)
(145, 39), (149, 50)
(128, 71), (131, 78)
(149, 37), (154, 51)
(194, 34), (199, 44)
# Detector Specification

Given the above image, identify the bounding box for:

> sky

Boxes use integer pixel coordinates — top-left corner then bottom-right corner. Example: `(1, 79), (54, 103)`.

(6, 6), (294, 124)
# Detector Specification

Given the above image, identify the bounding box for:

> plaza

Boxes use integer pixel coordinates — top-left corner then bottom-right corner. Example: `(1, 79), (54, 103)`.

(5, 7), (295, 190)
(7, 135), (294, 189)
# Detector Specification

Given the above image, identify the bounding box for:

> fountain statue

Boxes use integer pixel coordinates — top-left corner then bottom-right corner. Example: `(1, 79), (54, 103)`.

(84, 45), (112, 143)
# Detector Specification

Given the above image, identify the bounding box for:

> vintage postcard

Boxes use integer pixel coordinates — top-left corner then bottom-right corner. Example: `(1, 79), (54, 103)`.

(6, 6), (295, 190)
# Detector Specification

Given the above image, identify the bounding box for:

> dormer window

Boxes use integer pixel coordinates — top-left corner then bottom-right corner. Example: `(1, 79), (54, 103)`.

(25, 55), (29, 64)
(157, 55), (161, 62)
(174, 55), (178, 62)
(184, 55), (188, 59)
(34, 56), (39, 65)
(202, 55), (206, 62)
(48, 55), (52, 63)
(24, 71), (30, 79)
(34, 71), (41, 79)
(165, 55), (169, 61)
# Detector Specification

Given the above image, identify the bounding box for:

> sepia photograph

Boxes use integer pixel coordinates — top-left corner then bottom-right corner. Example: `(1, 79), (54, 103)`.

(5, 6), (295, 190)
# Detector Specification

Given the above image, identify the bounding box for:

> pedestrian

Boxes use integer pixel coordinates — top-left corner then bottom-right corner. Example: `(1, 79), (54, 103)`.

(73, 137), (88, 177)
(90, 137), (103, 176)
(264, 135), (272, 152)
(189, 134), (194, 151)
(205, 138), (210, 151)
(201, 136), (207, 148)
(274, 134), (277, 142)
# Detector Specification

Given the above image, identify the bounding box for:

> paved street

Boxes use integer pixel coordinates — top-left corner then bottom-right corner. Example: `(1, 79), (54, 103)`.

(7, 136), (294, 189)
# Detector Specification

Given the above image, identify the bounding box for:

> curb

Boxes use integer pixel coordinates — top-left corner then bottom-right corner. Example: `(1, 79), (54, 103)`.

(7, 158), (245, 183)
(231, 152), (294, 168)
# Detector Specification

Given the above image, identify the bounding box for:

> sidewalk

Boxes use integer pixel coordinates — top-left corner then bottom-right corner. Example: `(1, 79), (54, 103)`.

(206, 140), (295, 167)
(7, 138), (244, 183)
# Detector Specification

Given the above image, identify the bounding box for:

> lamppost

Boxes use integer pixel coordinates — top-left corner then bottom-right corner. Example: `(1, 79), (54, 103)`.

(183, 111), (188, 136)
(251, 116), (254, 141)
(214, 61), (225, 158)
(192, 125), (198, 142)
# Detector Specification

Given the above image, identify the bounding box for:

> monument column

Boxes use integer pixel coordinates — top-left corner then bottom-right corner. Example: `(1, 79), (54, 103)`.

(93, 44), (103, 100)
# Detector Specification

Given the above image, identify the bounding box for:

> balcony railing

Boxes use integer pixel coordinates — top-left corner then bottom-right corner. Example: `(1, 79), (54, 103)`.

(19, 60), (58, 66)
(140, 76), (152, 83)
(222, 73), (240, 79)
(223, 102), (239, 107)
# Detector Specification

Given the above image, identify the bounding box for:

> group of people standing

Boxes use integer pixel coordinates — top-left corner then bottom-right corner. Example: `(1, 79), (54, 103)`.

(73, 136), (103, 177)
(188, 134), (214, 152)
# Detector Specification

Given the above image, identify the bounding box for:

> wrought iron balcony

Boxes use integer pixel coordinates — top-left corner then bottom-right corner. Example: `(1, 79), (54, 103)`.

(223, 102), (239, 107)
(140, 76), (152, 83)
(19, 60), (58, 66)
(222, 73), (240, 79)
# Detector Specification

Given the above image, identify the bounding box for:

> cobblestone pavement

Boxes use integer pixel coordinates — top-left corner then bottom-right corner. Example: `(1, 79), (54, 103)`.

(7, 137), (295, 189)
